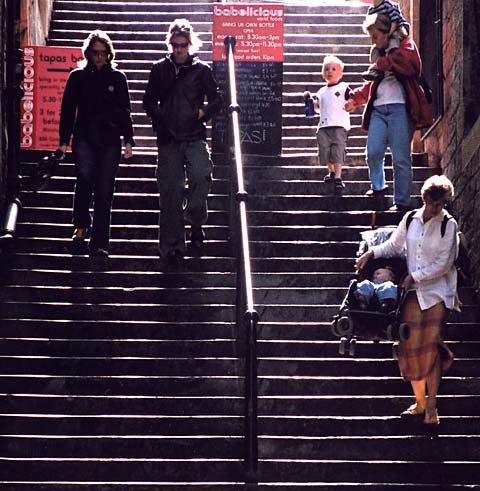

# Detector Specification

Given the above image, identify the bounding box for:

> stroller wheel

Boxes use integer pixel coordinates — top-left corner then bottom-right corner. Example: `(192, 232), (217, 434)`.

(331, 319), (341, 337)
(336, 316), (354, 337)
(399, 322), (410, 341)
(392, 342), (400, 360)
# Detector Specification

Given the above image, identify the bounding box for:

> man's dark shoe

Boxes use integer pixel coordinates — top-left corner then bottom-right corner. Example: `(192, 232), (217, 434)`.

(388, 204), (411, 212)
(365, 185), (388, 197)
(90, 248), (109, 259)
(165, 249), (184, 265)
(190, 225), (205, 249)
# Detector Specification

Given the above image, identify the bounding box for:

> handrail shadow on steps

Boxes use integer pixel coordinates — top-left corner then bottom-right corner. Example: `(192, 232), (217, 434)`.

(224, 35), (259, 488)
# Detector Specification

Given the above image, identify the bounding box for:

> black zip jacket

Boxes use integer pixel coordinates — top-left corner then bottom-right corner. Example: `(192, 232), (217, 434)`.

(143, 54), (222, 144)
(59, 63), (135, 147)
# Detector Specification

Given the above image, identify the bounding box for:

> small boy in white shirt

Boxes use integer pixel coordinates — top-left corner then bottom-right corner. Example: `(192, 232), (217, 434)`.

(303, 55), (351, 191)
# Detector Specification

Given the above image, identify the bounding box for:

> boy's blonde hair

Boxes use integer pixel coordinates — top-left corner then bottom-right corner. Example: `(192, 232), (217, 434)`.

(322, 55), (344, 76)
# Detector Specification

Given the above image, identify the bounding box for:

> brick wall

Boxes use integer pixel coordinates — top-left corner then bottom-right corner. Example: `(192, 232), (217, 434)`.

(423, 0), (480, 293)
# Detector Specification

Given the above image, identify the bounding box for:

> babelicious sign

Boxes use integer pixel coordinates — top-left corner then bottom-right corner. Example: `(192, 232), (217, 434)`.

(212, 3), (284, 156)
(20, 46), (83, 150)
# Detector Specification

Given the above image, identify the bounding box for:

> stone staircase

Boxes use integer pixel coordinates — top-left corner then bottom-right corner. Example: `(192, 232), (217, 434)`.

(1, 1), (479, 490)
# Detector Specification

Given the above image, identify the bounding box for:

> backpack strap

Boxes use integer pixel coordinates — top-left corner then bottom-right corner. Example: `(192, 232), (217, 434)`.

(405, 210), (416, 231)
(440, 214), (451, 238)
(406, 209), (452, 238)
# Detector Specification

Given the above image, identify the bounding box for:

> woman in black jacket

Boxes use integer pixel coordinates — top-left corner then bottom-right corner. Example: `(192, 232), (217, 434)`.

(59, 30), (135, 259)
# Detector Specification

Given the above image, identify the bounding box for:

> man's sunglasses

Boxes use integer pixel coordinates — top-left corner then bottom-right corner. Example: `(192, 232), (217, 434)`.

(171, 42), (189, 49)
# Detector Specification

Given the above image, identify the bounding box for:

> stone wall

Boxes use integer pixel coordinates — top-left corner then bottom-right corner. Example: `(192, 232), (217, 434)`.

(19, 0), (54, 46)
(423, 0), (480, 292)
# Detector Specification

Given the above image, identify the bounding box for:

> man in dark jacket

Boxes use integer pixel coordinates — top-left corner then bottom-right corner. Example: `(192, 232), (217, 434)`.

(143, 18), (222, 263)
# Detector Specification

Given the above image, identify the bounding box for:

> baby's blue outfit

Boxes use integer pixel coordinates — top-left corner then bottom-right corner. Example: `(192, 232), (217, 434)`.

(356, 279), (397, 302)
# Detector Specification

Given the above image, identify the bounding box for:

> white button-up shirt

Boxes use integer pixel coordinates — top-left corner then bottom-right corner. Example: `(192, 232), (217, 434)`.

(371, 208), (459, 311)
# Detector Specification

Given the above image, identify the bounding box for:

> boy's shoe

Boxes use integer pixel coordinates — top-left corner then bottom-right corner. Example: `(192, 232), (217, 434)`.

(362, 69), (383, 81)
(323, 171), (335, 182)
(334, 177), (345, 189)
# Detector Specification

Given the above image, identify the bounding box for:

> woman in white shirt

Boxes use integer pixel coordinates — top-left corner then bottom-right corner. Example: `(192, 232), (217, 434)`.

(356, 175), (458, 425)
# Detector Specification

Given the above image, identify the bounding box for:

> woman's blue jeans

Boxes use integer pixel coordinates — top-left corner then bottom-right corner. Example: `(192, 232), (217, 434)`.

(366, 103), (415, 207)
(72, 138), (121, 251)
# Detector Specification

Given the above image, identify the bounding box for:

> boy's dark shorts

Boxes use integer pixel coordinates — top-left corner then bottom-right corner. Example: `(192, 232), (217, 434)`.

(315, 126), (348, 165)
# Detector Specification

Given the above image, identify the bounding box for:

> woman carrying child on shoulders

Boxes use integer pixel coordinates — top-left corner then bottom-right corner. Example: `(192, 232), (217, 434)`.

(356, 175), (459, 425)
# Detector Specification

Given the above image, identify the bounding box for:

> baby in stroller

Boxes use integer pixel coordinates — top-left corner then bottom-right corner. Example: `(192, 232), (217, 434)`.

(331, 227), (410, 356)
(355, 266), (398, 312)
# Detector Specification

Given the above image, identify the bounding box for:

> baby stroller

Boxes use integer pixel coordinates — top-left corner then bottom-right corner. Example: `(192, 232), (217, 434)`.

(331, 227), (410, 356)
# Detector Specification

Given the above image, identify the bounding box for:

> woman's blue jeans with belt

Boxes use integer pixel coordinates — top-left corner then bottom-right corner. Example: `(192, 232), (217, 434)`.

(366, 103), (415, 208)
(72, 138), (121, 252)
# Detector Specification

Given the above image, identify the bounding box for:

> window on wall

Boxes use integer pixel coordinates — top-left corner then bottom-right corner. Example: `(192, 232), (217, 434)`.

(463, 0), (480, 135)
(419, 0), (443, 124)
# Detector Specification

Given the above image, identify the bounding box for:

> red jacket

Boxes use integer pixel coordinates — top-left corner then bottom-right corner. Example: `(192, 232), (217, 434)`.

(349, 37), (433, 131)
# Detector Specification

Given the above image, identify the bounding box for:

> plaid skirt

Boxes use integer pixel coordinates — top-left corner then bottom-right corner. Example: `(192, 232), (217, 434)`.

(399, 291), (454, 381)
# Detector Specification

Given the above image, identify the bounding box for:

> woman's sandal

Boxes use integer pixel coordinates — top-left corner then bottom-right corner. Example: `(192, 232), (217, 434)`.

(400, 403), (425, 417)
(424, 407), (440, 425)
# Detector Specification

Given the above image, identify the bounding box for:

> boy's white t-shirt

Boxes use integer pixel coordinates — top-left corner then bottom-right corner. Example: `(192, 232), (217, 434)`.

(315, 81), (351, 131)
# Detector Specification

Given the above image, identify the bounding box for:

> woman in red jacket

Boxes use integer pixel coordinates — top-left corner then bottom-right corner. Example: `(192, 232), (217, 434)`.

(345, 14), (432, 212)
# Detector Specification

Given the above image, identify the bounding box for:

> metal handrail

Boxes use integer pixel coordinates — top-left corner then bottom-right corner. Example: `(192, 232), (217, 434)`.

(224, 35), (259, 487)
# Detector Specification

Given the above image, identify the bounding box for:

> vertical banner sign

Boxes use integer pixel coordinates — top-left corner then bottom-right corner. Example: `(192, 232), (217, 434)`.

(20, 46), (83, 151)
(212, 4), (284, 156)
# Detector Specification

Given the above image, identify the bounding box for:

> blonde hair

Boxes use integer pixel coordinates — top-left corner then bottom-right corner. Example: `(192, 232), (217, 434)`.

(166, 18), (202, 54)
(375, 267), (395, 282)
(322, 55), (344, 76)
(362, 13), (392, 34)
(79, 30), (116, 68)
(421, 175), (454, 203)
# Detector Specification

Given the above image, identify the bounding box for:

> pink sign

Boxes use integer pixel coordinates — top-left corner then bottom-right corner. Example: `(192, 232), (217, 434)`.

(212, 3), (284, 62)
(21, 46), (83, 150)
